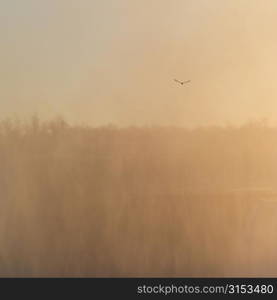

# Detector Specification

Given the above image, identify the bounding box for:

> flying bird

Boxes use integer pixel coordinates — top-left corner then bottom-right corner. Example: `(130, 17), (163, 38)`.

(174, 79), (191, 85)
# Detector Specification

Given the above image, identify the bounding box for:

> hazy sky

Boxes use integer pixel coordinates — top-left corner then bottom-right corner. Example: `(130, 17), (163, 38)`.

(1, 0), (277, 126)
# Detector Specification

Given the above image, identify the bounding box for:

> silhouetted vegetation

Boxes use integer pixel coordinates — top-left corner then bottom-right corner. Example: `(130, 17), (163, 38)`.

(1, 117), (277, 277)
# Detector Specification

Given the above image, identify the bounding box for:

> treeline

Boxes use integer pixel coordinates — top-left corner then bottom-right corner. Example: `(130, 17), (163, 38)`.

(0, 117), (277, 276)
(1, 117), (276, 192)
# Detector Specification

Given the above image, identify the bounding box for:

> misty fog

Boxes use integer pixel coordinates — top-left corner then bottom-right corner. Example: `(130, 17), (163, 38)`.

(1, 118), (277, 277)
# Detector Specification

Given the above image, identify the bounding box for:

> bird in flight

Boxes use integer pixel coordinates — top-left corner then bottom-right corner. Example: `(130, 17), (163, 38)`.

(174, 79), (191, 85)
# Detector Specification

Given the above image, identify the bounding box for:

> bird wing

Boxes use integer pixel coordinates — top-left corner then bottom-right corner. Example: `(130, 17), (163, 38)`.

(174, 79), (191, 85)
(174, 79), (182, 84)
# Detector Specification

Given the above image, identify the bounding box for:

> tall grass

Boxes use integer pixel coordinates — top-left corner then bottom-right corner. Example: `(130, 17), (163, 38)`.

(0, 117), (277, 277)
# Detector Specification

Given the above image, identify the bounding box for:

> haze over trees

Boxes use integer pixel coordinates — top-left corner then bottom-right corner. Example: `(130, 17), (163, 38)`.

(0, 117), (277, 277)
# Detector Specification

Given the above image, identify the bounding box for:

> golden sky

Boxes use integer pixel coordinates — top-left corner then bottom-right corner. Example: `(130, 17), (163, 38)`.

(1, 0), (277, 126)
